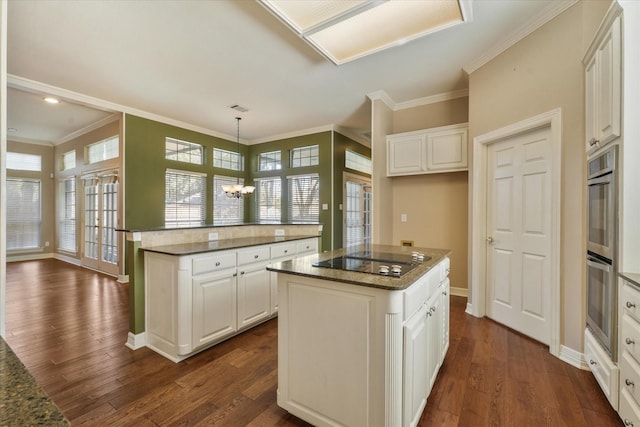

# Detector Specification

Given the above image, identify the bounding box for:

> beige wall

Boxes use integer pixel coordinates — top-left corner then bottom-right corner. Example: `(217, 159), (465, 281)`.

(392, 171), (468, 289)
(388, 97), (470, 291)
(468, 0), (611, 352)
(371, 97), (394, 245)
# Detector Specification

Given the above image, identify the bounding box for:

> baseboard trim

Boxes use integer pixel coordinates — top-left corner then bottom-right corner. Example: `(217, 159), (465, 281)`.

(117, 274), (129, 284)
(125, 332), (146, 350)
(559, 345), (589, 370)
(450, 286), (468, 298)
(465, 302), (475, 316)
(7, 253), (54, 262)
(54, 253), (82, 266)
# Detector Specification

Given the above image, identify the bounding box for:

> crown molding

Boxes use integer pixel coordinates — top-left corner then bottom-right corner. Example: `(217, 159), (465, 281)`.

(57, 112), (121, 145)
(7, 74), (238, 143)
(7, 136), (54, 147)
(395, 88), (469, 110)
(463, 0), (578, 74)
(334, 125), (371, 148)
(367, 90), (396, 110)
(250, 124), (335, 145)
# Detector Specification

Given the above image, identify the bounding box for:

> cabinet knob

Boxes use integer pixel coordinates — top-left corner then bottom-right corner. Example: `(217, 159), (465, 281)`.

(589, 137), (600, 146)
(254, 255), (259, 259)
(284, 250), (288, 253)
(627, 338), (635, 345)
(430, 306), (437, 313)
(625, 419), (634, 426)
(626, 379), (635, 387)
(589, 359), (597, 366)
(215, 261), (221, 267)
(486, 236), (494, 244)
(240, 271), (245, 275)
(627, 301), (636, 309)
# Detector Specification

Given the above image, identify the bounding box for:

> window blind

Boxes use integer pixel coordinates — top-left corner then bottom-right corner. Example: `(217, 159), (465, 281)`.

(213, 175), (244, 225)
(62, 150), (76, 171)
(256, 177), (282, 224)
(58, 178), (76, 252)
(6, 178), (41, 250)
(165, 169), (206, 227)
(288, 174), (319, 223)
(87, 136), (119, 164)
(7, 152), (42, 171)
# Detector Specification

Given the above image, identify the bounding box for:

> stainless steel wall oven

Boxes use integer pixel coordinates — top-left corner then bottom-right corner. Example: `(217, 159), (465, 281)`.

(586, 146), (618, 359)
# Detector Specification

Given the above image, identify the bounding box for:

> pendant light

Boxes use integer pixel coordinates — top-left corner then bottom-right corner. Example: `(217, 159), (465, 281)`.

(221, 117), (255, 198)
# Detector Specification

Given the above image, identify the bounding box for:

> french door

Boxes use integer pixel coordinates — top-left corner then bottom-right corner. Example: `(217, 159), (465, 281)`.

(343, 173), (372, 248)
(82, 171), (120, 276)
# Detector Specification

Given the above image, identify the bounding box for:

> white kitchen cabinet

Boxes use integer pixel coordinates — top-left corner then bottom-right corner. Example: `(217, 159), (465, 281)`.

(277, 254), (450, 426)
(584, 13), (621, 156)
(387, 123), (468, 176)
(237, 261), (270, 329)
(441, 278), (450, 362)
(144, 237), (318, 362)
(585, 327), (619, 409)
(403, 303), (429, 427)
(619, 279), (640, 423)
(192, 269), (237, 351)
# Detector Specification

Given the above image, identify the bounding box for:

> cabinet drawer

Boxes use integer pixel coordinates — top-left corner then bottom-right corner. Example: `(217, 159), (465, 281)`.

(622, 314), (640, 364)
(622, 282), (640, 323)
(296, 239), (317, 255)
(192, 251), (236, 276)
(584, 327), (619, 410)
(271, 242), (296, 260)
(237, 246), (270, 266)
(620, 388), (640, 427)
(404, 274), (428, 321)
(621, 351), (640, 407)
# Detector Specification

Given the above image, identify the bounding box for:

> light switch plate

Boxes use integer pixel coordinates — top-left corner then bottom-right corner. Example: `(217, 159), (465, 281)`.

(275, 229), (285, 236)
(208, 232), (219, 241)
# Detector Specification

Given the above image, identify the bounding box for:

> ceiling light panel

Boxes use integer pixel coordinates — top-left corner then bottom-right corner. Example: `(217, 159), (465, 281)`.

(259, 0), (466, 65)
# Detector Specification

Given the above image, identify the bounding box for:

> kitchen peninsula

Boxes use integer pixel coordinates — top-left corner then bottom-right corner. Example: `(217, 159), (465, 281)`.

(268, 245), (451, 427)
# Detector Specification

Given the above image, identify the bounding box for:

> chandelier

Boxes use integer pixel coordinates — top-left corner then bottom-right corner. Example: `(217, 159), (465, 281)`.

(222, 117), (255, 198)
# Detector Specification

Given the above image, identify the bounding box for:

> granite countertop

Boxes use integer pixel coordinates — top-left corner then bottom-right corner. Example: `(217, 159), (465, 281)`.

(140, 235), (318, 256)
(267, 244), (451, 291)
(0, 338), (68, 426)
(117, 222), (321, 233)
(621, 272), (640, 288)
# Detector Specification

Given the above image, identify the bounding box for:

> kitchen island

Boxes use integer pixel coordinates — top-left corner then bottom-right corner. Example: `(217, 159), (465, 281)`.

(268, 245), (451, 427)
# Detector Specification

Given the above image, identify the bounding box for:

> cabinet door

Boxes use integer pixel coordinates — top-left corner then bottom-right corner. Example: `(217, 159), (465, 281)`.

(403, 304), (429, 427)
(237, 263), (270, 329)
(426, 290), (442, 391)
(192, 269), (237, 351)
(585, 54), (598, 153)
(595, 16), (621, 147)
(387, 134), (427, 176)
(426, 128), (468, 171)
(441, 278), (450, 362)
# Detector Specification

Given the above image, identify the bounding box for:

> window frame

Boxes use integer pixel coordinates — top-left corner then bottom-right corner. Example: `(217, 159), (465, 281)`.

(255, 176), (282, 224)
(165, 137), (204, 165)
(164, 168), (207, 228)
(213, 175), (245, 225)
(287, 173), (320, 224)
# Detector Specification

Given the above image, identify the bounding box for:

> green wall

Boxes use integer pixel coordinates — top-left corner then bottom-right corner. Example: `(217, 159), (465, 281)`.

(124, 115), (370, 253)
(124, 114), (247, 229)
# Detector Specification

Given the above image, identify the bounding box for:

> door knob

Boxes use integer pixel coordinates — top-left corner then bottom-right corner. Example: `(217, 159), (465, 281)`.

(486, 236), (494, 244)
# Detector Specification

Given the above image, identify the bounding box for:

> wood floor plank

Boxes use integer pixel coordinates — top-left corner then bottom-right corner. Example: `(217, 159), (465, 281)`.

(5, 259), (624, 426)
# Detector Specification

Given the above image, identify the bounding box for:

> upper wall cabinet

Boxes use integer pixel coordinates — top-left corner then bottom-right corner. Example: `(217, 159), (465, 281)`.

(584, 12), (621, 157)
(387, 123), (468, 177)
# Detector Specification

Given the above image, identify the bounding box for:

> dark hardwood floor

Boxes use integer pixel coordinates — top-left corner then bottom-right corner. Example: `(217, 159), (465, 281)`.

(5, 259), (622, 426)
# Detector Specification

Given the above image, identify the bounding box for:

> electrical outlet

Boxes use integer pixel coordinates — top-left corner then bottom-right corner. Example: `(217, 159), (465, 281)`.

(208, 232), (219, 241)
(275, 229), (285, 236)
(44, 241), (50, 247)
(401, 214), (407, 222)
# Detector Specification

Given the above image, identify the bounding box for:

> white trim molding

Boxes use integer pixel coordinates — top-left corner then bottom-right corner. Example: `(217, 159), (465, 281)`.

(463, 1), (577, 74)
(560, 345), (590, 370)
(469, 108), (562, 359)
(450, 286), (468, 298)
(125, 332), (146, 350)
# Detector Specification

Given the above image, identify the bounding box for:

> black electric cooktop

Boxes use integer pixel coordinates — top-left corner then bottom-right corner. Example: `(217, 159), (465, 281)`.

(312, 251), (431, 277)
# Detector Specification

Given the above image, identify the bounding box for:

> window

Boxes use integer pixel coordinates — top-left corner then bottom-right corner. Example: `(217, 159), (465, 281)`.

(213, 148), (243, 171)
(6, 178), (41, 250)
(61, 150), (76, 171)
(288, 174), (319, 223)
(58, 178), (76, 252)
(213, 175), (244, 225)
(255, 177), (281, 223)
(165, 169), (206, 227)
(345, 150), (372, 174)
(7, 152), (42, 171)
(87, 136), (119, 164)
(259, 151), (282, 171)
(291, 145), (319, 167)
(165, 137), (204, 165)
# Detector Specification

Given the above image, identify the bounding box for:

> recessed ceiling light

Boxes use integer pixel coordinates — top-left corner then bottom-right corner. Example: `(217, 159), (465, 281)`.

(259, 0), (472, 65)
(43, 97), (60, 104)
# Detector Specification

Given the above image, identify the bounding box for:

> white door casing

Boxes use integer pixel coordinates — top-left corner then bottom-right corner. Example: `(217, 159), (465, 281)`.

(486, 126), (552, 344)
(470, 109), (561, 359)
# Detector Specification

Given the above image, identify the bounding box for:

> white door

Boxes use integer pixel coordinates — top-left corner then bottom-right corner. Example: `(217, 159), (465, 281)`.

(82, 172), (120, 276)
(486, 126), (552, 344)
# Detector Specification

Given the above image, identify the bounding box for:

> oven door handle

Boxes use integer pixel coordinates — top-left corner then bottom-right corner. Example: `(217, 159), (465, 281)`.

(587, 256), (612, 272)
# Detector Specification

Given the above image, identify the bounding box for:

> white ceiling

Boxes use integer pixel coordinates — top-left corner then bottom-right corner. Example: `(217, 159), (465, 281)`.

(7, 0), (575, 145)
